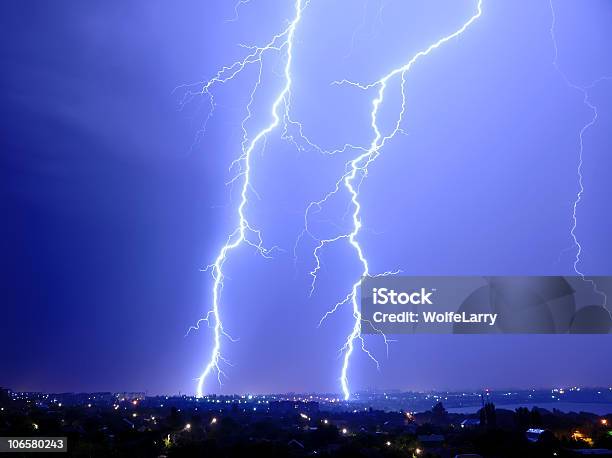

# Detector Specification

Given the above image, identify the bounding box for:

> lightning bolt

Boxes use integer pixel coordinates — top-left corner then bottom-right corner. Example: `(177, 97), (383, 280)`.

(227, 0), (251, 23)
(190, 0), (308, 398)
(549, 0), (609, 309)
(187, 0), (612, 400)
(299, 0), (483, 400)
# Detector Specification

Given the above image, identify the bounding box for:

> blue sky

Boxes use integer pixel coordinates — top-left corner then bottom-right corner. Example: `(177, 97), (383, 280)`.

(1, 0), (611, 395)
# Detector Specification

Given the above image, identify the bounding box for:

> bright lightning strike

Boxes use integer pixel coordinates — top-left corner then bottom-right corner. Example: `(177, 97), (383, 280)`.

(549, 0), (609, 310)
(301, 0), (483, 400)
(190, 0), (309, 398)
(188, 0), (608, 401)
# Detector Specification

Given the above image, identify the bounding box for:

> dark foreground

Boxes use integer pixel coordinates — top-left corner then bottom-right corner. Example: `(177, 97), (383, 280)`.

(1, 389), (611, 457)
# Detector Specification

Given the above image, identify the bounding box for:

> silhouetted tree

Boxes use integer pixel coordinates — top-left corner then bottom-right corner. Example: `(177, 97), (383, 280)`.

(515, 407), (531, 430)
(431, 402), (448, 425)
(168, 407), (181, 429)
(530, 408), (542, 427)
(479, 402), (497, 429)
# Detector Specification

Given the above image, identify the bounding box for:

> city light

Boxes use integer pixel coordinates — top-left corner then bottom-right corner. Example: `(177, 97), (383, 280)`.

(572, 430), (594, 446)
(1, 388), (611, 455)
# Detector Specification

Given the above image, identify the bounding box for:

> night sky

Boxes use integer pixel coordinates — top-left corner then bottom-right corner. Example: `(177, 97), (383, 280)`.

(1, 0), (611, 396)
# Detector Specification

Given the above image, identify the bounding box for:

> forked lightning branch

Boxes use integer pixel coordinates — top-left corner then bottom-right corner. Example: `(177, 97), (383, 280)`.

(186, 0), (605, 398)
(188, 0), (484, 399)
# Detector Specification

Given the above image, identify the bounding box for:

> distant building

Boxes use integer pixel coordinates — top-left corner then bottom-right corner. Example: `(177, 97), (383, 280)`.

(569, 450), (612, 456)
(461, 418), (481, 429)
(122, 418), (135, 429)
(0, 387), (11, 403)
(526, 428), (553, 443)
(269, 400), (319, 415)
(418, 434), (445, 445)
(287, 439), (304, 450)
(116, 392), (145, 401)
